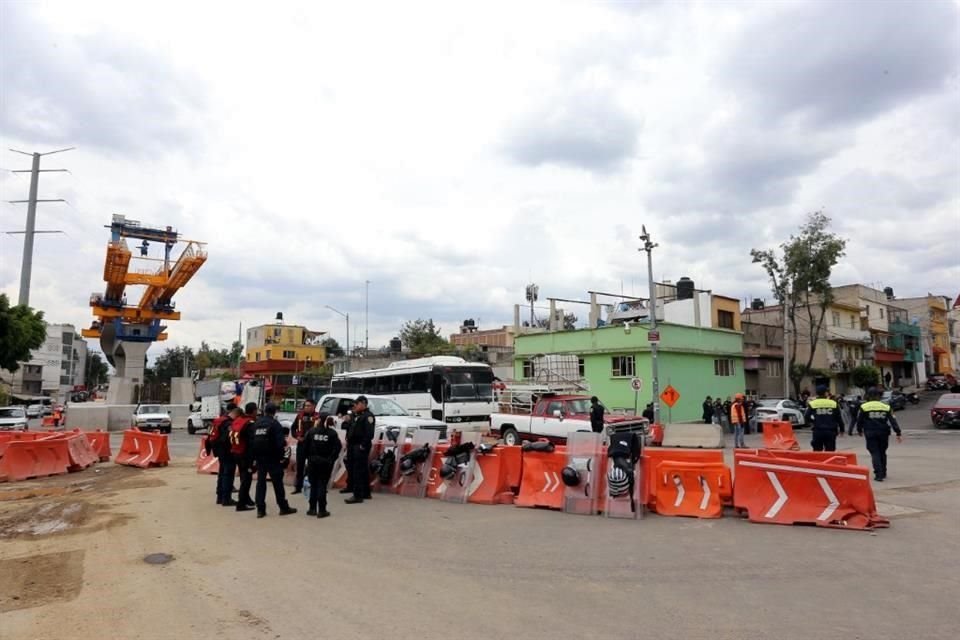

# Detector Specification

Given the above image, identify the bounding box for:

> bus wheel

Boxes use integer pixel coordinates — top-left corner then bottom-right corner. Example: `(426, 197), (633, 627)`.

(501, 427), (520, 446)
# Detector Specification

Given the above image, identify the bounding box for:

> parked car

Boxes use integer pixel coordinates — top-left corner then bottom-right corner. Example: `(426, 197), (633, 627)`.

(41, 404), (53, 416)
(186, 411), (206, 435)
(316, 394), (449, 439)
(0, 406), (29, 431)
(490, 394), (647, 445)
(931, 393), (960, 429)
(26, 404), (42, 419)
(132, 404), (173, 434)
(881, 390), (907, 411)
(751, 398), (807, 431)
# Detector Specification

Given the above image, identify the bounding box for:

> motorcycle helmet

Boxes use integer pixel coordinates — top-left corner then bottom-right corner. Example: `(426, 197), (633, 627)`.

(561, 465), (580, 487)
(607, 466), (630, 497)
(440, 461), (457, 480)
(399, 457), (416, 476)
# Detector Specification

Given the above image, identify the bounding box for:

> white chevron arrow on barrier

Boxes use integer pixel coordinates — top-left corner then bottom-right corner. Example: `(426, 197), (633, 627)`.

(699, 476), (711, 511)
(765, 471), (788, 518)
(672, 475), (685, 507)
(542, 471), (560, 493)
(816, 477), (840, 521)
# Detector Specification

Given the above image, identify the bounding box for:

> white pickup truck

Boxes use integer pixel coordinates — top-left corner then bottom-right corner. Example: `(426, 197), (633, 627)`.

(489, 394), (647, 446)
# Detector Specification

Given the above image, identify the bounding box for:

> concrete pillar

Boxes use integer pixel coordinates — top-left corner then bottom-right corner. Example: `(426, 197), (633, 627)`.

(514, 304), (521, 332)
(589, 293), (599, 328)
(549, 299), (558, 331)
(170, 377), (194, 405)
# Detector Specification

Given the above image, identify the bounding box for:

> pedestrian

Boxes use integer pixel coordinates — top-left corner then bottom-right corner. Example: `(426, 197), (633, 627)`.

(856, 387), (903, 482)
(730, 393), (748, 448)
(713, 398), (724, 426)
(846, 395), (862, 436)
(229, 402), (258, 512)
(338, 408), (355, 496)
(642, 402), (655, 423)
(250, 403), (297, 518)
(345, 396), (376, 505)
(206, 403), (239, 507)
(590, 396), (605, 433)
(702, 396), (714, 424)
(304, 415), (342, 518)
(290, 399), (318, 495)
(721, 397), (732, 433)
(805, 385), (842, 452)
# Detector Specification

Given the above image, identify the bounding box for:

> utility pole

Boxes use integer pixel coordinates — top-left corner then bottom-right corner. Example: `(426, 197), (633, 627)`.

(364, 280), (370, 354)
(783, 305), (791, 399)
(7, 147), (73, 306)
(639, 226), (661, 426)
(325, 305), (350, 371)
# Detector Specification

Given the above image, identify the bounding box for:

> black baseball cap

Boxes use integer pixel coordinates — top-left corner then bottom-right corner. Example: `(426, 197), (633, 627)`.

(354, 395), (368, 405)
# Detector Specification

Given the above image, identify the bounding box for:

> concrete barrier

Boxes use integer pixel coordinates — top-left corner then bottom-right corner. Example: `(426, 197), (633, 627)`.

(65, 404), (191, 431)
(661, 422), (724, 449)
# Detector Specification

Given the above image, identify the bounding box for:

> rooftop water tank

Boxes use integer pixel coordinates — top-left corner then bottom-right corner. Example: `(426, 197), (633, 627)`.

(677, 277), (695, 300)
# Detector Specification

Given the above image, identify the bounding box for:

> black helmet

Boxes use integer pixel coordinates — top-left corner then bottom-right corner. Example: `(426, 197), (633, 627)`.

(561, 465), (580, 487)
(866, 386), (882, 400)
(399, 457), (416, 476)
(440, 462), (457, 480)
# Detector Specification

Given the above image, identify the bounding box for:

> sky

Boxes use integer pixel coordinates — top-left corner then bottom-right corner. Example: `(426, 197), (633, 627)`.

(1, 0), (958, 360)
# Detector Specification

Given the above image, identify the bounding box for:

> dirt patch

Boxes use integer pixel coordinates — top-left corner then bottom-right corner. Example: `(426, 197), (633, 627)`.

(0, 549), (85, 613)
(0, 485), (85, 502)
(0, 500), (133, 540)
(237, 608), (272, 634)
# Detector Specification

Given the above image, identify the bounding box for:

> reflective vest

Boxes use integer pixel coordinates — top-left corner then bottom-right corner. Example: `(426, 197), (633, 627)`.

(229, 416), (254, 456)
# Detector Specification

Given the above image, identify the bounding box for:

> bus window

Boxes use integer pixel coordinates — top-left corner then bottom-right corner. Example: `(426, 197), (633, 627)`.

(430, 374), (444, 403)
(376, 376), (394, 394)
(411, 372), (428, 393)
(394, 374), (411, 393)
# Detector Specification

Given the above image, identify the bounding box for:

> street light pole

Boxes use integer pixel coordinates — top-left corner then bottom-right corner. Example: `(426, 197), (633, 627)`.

(325, 305), (350, 371)
(639, 226), (661, 426)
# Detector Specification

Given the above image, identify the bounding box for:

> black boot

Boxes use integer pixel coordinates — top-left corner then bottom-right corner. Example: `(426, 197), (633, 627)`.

(317, 511), (331, 518)
(279, 505), (298, 516)
(344, 497), (364, 504)
(306, 508), (317, 516)
(236, 504), (254, 512)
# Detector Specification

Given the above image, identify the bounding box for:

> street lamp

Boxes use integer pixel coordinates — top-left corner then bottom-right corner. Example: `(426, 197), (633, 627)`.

(639, 225), (661, 426)
(325, 305), (350, 370)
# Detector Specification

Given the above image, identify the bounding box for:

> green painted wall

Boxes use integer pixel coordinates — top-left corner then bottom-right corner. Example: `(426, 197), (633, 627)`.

(514, 323), (745, 423)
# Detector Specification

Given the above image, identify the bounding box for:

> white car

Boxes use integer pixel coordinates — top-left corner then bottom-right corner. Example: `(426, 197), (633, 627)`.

(316, 394), (449, 439)
(26, 404), (42, 419)
(751, 398), (807, 431)
(132, 404), (173, 434)
(0, 406), (29, 431)
(186, 411), (206, 435)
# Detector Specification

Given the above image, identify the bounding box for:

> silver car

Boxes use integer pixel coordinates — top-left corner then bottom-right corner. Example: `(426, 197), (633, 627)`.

(0, 406), (29, 431)
(751, 398), (807, 431)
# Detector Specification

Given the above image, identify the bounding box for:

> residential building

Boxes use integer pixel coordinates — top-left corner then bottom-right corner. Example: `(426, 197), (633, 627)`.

(1, 323), (88, 400)
(450, 322), (515, 348)
(896, 295), (952, 378)
(513, 322), (744, 423)
(741, 320), (786, 399)
(242, 321), (327, 397)
(948, 294), (960, 374)
(886, 306), (923, 387)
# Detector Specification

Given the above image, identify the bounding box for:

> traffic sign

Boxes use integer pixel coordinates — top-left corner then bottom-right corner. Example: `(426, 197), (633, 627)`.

(630, 377), (643, 392)
(648, 330), (660, 343)
(660, 385), (680, 408)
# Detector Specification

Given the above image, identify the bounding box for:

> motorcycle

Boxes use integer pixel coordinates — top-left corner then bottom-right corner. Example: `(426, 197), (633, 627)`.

(906, 391), (920, 405)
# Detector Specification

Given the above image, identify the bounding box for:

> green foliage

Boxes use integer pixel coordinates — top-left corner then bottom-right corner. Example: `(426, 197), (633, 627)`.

(752, 212), (847, 399)
(0, 294), (47, 372)
(399, 319), (453, 356)
(852, 365), (880, 389)
(146, 346), (195, 382)
(85, 352), (110, 385)
(321, 337), (344, 358)
(0, 385), (10, 406)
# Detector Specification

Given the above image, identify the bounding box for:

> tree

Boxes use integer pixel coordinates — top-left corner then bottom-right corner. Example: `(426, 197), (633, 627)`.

(147, 346), (195, 382)
(85, 352), (110, 386)
(0, 294), (46, 372)
(751, 211), (847, 399)
(852, 365), (880, 389)
(321, 337), (344, 358)
(399, 319), (453, 356)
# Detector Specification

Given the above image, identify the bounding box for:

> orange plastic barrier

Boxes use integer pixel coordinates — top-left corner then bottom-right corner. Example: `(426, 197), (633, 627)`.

(761, 421), (800, 450)
(733, 451), (888, 530)
(652, 460), (728, 518)
(114, 429), (171, 468)
(649, 423), (665, 446)
(196, 437), (219, 474)
(63, 432), (98, 471)
(0, 438), (71, 482)
(425, 445), (450, 499)
(0, 431), (45, 458)
(735, 449), (858, 466)
(514, 447), (567, 510)
(468, 446), (519, 505)
(642, 448), (729, 508)
(85, 430), (112, 462)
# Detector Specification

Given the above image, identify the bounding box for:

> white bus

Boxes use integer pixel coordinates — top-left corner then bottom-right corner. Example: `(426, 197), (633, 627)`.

(330, 356), (496, 433)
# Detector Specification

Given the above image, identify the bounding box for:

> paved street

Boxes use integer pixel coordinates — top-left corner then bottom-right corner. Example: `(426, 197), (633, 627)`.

(2, 393), (958, 640)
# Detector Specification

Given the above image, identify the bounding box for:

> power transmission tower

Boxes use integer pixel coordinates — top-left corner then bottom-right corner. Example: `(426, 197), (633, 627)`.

(6, 147), (73, 306)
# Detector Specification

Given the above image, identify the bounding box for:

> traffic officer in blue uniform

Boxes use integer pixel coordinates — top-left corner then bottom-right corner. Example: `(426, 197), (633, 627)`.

(856, 387), (902, 481)
(804, 385), (843, 452)
(345, 396), (376, 504)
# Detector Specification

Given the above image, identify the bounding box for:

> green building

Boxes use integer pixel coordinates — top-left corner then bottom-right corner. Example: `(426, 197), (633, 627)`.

(513, 323), (745, 424)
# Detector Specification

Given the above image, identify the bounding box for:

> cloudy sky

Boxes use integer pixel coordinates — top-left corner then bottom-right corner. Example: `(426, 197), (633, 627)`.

(1, 0), (958, 358)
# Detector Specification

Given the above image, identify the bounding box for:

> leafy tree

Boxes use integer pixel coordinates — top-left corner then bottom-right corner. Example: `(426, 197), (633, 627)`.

(751, 211), (847, 399)
(399, 319), (453, 356)
(147, 346), (195, 382)
(321, 337), (344, 358)
(85, 352), (110, 386)
(0, 294), (46, 372)
(852, 365), (880, 389)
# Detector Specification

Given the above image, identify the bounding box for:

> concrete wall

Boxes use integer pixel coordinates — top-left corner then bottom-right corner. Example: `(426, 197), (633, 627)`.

(66, 403), (192, 431)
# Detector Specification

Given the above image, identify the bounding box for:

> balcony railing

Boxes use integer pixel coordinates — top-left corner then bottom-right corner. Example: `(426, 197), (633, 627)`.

(828, 358), (870, 372)
(825, 326), (872, 343)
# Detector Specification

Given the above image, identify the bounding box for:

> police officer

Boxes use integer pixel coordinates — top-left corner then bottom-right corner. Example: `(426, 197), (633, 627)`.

(229, 402), (258, 512)
(856, 387), (902, 482)
(251, 403), (298, 518)
(206, 403), (239, 507)
(303, 415), (343, 518)
(589, 396), (605, 433)
(290, 399), (317, 494)
(345, 396), (376, 504)
(805, 385), (843, 452)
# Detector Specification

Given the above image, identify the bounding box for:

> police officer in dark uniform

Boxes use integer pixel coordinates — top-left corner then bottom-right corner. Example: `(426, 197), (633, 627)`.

(607, 430), (642, 510)
(251, 403), (297, 518)
(804, 385), (842, 452)
(856, 387), (902, 481)
(304, 415), (342, 518)
(229, 403), (258, 512)
(290, 399), (317, 494)
(207, 404), (239, 506)
(589, 396), (605, 433)
(345, 396), (376, 504)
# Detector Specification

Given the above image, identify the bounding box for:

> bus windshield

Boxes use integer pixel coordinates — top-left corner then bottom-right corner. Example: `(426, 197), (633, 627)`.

(443, 369), (494, 401)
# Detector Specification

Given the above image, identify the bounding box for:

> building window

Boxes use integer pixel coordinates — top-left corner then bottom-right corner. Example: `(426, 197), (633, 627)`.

(714, 359), (735, 377)
(865, 304), (870, 317)
(265, 350), (271, 360)
(577, 357), (585, 378)
(766, 360), (783, 378)
(255, 352), (261, 362)
(522, 360), (536, 379)
(849, 316), (856, 329)
(611, 356), (635, 378)
(717, 310), (735, 329)
(832, 312), (840, 327)
(60, 375), (71, 385)
(879, 308), (884, 320)
(283, 350), (296, 359)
